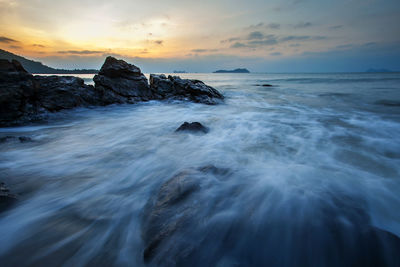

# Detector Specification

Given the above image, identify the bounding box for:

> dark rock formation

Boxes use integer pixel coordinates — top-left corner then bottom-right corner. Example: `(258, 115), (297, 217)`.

(150, 74), (224, 105)
(141, 166), (231, 264)
(255, 84), (273, 87)
(0, 182), (17, 213)
(1, 57), (224, 126)
(0, 59), (101, 126)
(93, 56), (153, 103)
(141, 167), (400, 266)
(175, 122), (209, 133)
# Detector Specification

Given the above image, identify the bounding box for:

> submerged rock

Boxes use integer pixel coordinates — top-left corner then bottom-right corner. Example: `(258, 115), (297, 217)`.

(141, 169), (400, 266)
(0, 136), (33, 143)
(150, 74), (224, 105)
(141, 166), (231, 264)
(0, 182), (17, 213)
(175, 122), (209, 133)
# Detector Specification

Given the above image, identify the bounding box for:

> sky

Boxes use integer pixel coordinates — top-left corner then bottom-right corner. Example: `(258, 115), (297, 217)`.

(0, 0), (400, 72)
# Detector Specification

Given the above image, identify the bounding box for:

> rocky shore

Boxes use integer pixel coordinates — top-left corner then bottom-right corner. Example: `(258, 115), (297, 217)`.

(0, 57), (224, 127)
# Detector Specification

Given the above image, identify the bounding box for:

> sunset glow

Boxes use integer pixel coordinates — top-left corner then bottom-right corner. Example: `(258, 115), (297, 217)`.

(1, 0), (399, 71)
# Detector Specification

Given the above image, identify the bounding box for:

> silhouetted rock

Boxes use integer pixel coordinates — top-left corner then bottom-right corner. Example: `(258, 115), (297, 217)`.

(149, 74), (224, 104)
(0, 60), (102, 126)
(0, 182), (17, 213)
(93, 56), (152, 103)
(1, 57), (224, 126)
(175, 122), (209, 133)
(255, 84), (274, 87)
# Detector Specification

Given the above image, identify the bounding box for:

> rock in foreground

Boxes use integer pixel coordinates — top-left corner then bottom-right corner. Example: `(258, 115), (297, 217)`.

(175, 122), (209, 133)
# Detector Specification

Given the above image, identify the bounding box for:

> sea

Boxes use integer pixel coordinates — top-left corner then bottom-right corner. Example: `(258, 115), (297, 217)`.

(0, 73), (399, 266)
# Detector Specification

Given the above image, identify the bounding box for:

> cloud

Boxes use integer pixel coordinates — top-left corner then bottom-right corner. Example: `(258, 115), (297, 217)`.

(267, 23), (281, 29)
(9, 45), (21, 49)
(153, 40), (163, 45)
(0, 36), (18, 43)
(33, 44), (46, 48)
(230, 42), (247, 48)
(57, 50), (105, 55)
(293, 22), (313, 29)
(270, 52), (282, 56)
(220, 37), (240, 43)
(191, 49), (219, 53)
(280, 35), (326, 42)
(229, 34), (326, 49)
(247, 31), (264, 40)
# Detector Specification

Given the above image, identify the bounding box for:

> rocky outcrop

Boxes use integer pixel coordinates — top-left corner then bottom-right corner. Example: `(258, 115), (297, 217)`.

(175, 122), (209, 133)
(1, 57), (224, 126)
(0, 59), (101, 126)
(150, 74), (224, 105)
(93, 56), (153, 103)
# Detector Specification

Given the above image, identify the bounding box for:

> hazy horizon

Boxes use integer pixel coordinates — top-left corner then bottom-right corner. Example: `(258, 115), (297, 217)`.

(1, 0), (400, 72)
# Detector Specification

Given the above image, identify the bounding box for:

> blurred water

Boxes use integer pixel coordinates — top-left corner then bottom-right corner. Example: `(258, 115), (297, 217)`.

(0, 73), (400, 266)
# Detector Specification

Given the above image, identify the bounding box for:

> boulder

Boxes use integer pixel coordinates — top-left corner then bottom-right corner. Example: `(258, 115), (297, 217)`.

(149, 74), (224, 105)
(175, 122), (209, 133)
(141, 166), (231, 264)
(93, 56), (153, 102)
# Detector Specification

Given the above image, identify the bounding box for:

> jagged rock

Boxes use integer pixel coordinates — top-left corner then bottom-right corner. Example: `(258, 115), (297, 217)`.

(175, 122), (209, 133)
(0, 182), (17, 213)
(93, 56), (153, 102)
(149, 74), (224, 104)
(0, 57), (224, 126)
(0, 59), (101, 126)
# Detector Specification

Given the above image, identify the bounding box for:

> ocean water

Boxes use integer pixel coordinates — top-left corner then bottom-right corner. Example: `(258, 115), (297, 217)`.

(0, 73), (400, 266)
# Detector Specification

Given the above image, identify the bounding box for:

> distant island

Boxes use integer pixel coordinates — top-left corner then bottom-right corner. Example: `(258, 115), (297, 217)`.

(0, 49), (98, 74)
(213, 68), (250, 73)
(365, 68), (394, 73)
(173, 70), (187, 73)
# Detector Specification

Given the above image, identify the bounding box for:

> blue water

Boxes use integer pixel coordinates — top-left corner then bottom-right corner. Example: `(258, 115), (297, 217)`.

(0, 73), (399, 266)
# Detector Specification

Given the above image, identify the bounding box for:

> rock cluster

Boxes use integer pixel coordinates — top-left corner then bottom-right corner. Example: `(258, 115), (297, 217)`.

(0, 57), (224, 126)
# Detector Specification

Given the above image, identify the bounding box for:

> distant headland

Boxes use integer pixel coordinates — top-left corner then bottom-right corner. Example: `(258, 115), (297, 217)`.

(213, 68), (250, 73)
(0, 49), (98, 74)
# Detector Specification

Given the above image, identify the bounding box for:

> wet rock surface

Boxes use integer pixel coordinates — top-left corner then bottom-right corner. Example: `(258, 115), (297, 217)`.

(141, 170), (400, 266)
(141, 166), (231, 265)
(0, 59), (101, 126)
(93, 56), (153, 103)
(150, 74), (224, 105)
(175, 122), (209, 133)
